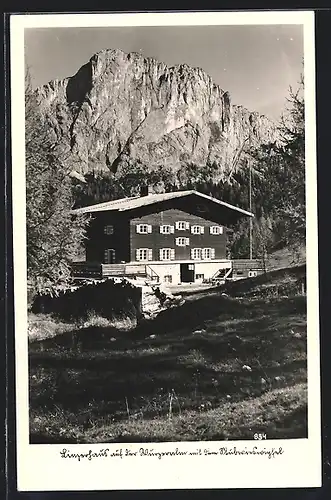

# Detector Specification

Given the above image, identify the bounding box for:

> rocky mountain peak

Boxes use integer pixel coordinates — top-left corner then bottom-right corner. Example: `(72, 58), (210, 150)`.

(34, 48), (278, 181)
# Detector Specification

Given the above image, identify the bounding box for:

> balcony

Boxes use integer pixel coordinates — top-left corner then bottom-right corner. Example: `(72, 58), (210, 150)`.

(71, 262), (159, 282)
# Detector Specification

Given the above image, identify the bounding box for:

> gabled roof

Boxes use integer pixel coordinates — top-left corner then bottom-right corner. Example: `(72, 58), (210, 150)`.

(72, 190), (254, 218)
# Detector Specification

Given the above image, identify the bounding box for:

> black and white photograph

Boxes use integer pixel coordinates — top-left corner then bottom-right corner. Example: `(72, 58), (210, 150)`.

(10, 11), (321, 491)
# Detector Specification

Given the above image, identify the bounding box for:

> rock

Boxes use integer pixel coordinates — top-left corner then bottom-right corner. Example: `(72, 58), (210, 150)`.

(260, 377), (267, 384)
(293, 332), (302, 339)
(242, 365), (252, 372)
(226, 394), (231, 399)
(193, 329), (206, 335)
(274, 376), (282, 382)
(34, 49), (278, 181)
(110, 337), (116, 342)
(149, 334), (156, 339)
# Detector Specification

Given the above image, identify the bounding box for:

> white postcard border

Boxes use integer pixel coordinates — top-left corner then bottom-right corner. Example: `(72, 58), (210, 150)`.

(10, 10), (321, 491)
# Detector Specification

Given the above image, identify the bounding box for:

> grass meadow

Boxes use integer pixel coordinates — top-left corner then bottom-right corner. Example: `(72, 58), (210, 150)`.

(29, 265), (307, 443)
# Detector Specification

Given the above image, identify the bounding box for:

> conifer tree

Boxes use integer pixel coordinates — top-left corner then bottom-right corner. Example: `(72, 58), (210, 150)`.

(25, 70), (89, 296)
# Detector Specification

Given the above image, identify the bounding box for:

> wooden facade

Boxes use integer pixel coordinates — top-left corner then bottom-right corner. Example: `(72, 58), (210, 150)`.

(74, 190), (257, 284)
(85, 212), (130, 264)
(231, 259), (264, 279)
(84, 199), (230, 265)
(129, 208), (227, 263)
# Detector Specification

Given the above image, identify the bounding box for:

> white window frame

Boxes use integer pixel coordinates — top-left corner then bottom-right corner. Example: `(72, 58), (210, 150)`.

(196, 273), (204, 281)
(191, 225), (204, 235)
(159, 248), (175, 261)
(104, 225), (114, 235)
(136, 224), (152, 234)
(210, 225), (223, 235)
(136, 248), (153, 261)
(160, 224), (174, 234)
(176, 237), (189, 247)
(104, 248), (116, 264)
(191, 248), (202, 260)
(202, 248), (215, 260)
(175, 221), (189, 231)
(248, 270), (258, 278)
(164, 275), (173, 283)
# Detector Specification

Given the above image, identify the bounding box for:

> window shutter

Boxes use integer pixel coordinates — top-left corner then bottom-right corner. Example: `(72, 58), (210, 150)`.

(211, 248), (215, 259)
(170, 249), (175, 260)
(136, 249), (140, 261)
(148, 225), (152, 233)
(159, 249), (164, 260)
(200, 226), (205, 234)
(219, 226), (223, 234)
(175, 221), (179, 230)
(186, 238), (190, 246)
(148, 249), (153, 260)
(170, 225), (175, 233)
(159, 226), (163, 234)
(190, 226), (194, 234)
(191, 248), (195, 259)
(186, 222), (190, 230)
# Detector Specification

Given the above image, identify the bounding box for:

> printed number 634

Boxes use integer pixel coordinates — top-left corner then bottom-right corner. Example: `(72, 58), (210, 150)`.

(253, 433), (267, 440)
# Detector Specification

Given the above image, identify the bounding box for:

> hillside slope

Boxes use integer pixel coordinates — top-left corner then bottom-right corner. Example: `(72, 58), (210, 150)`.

(29, 264), (307, 443)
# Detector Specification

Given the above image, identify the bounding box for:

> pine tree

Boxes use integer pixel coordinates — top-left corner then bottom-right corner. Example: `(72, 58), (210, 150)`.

(25, 70), (89, 296)
(277, 76), (305, 251)
(241, 76), (305, 258)
(253, 212), (274, 271)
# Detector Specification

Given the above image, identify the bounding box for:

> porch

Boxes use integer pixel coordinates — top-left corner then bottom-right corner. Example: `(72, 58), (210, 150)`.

(71, 259), (265, 284)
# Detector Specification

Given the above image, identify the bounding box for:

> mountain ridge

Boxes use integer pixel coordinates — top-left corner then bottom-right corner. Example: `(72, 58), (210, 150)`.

(34, 48), (279, 184)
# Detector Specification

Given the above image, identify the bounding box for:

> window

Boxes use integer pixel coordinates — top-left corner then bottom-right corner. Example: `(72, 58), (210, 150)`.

(196, 274), (204, 280)
(248, 270), (258, 278)
(210, 225), (223, 235)
(164, 275), (173, 283)
(197, 204), (208, 213)
(104, 249), (116, 264)
(104, 225), (114, 235)
(202, 248), (215, 260)
(191, 248), (202, 260)
(176, 237), (190, 246)
(160, 225), (174, 234)
(191, 225), (204, 235)
(136, 248), (153, 261)
(136, 224), (152, 234)
(188, 264), (195, 271)
(175, 221), (189, 231)
(159, 248), (175, 261)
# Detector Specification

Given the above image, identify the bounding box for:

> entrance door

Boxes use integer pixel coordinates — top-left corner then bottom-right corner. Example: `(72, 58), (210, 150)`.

(104, 249), (116, 264)
(180, 263), (195, 283)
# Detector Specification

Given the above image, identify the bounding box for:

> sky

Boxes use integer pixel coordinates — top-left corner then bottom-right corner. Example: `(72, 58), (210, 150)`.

(24, 24), (304, 121)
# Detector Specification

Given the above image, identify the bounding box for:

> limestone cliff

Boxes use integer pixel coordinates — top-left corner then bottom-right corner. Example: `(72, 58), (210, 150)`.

(35, 48), (278, 182)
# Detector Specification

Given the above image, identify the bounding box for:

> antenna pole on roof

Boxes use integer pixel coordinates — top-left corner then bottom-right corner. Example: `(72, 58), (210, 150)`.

(248, 134), (253, 260)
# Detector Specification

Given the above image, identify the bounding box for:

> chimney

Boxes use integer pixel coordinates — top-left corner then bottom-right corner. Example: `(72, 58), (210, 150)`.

(140, 185), (153, 197)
